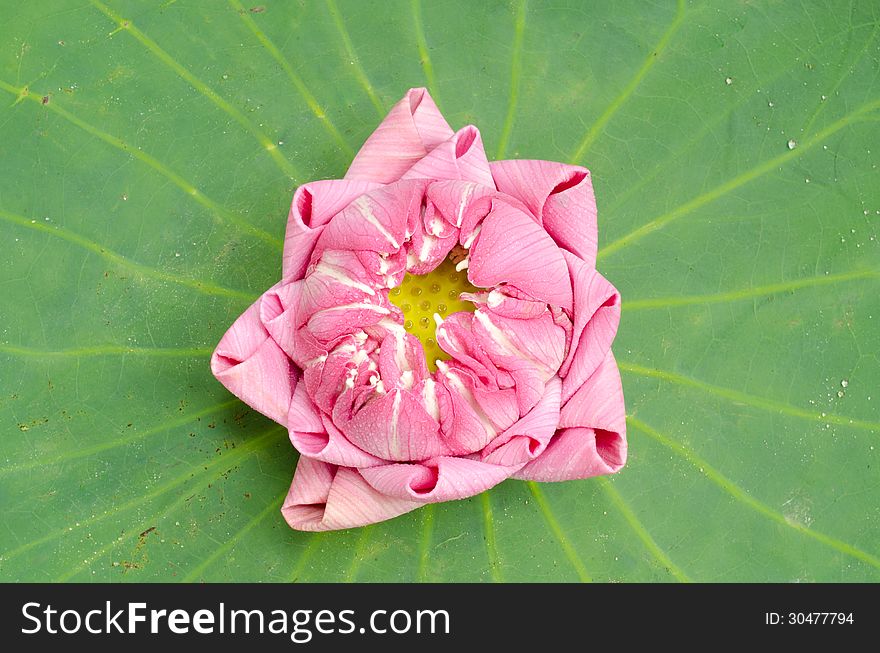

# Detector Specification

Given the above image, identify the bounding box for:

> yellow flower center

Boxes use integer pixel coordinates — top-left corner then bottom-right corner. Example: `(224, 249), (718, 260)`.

(388, 253), (478, 371)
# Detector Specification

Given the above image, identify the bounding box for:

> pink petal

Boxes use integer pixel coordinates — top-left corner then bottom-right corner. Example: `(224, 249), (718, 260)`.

(287, 375), (324, 432)
(287, 378), (386, 468)
(514, 352), (627, 481)
(470, 383), (519, 431)
(425, 179), (495, 233)
(511, 426), (626, 481)
(306, 250), (377, 305)
(402, 197), (458, 275)
(559, 350), (626, 432)
(260, 280), (313, 362)
(282, 459), (421, 531)
(345, 88), (453, 184)
(283, 179), (381, 282)
(468, 200), (573, 309)
(211, 293), (294, 426)
(490, 160), (598, 266)
(482, 375), (562, 466)
(468, 305), (565, 416)
(558, 251), (621, 402)
(435, 364), (500, 455)
(402, 126), (495, 187)
(285, 456), (333, 506)
(435, 313), (500, 381)
(377, 328), (429, 389)
(360, 455), (517, 502)
(337, 388), (445, 461)
(316, 180), (426, 255)
(304, 338), (374, 414)
(305, 300), (393, 343)
(293, 415), (386, 468)
(472, 286), (548, 320)
(471, 307), (565, 381)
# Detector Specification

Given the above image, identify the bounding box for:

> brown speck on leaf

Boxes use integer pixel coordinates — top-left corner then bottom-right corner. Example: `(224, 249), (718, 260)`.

(249, 5), (265, 12)
(139, 526), (156, 538)
(41, 95), (50, 105)
(244, 492), (251, 499)
(207, 421), (216, 429)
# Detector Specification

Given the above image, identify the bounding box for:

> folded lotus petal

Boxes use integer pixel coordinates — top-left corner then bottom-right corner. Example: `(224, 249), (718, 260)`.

(514, 353), (626, 481)
(260, 280), (303, 359)
(377, 328), (429, 390)
(307, 249), (377, 299)
(360, 455), (517, 502)
(283, 179), (381, 281)
(290, 412), (386, 468)
(480, 286), (548, 319)
(559, 350), (626, 432)
(306, 301), (392, 343)
(404, 229), (458, 276)
(282, 459), (421, 531)
(440, 355), (518, 430)
(345, 88), (453, 184)
(403, 199), (459, 275)
(285, 456), (333, 506)
(287, 377), (324, 432)
(299, 276), (382, 328)
(482, 375), (561, 466)
(402, 126), (495, 187)
(425, 180), (496, 235)
(470, 383), (519, 431)
(211, 294), (294, 426)
(512, 425), (626, 482)
(468, 200), (573, 309)
(356, 249), (408, 289)
(490, 159), (598, 266)
(303, 341), (364, 414)
(435, 364), (500, 455)
(558, 250), (621, 403)
(338, 388), (445, 461)
(507, 368), (545, 416)
(471, 307), (565, 381)
(316, 180), (426, 255)
(434, 313), (500, 382)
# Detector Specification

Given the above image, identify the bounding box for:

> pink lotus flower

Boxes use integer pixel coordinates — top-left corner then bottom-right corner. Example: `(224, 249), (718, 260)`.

(211, 88), (626, 531)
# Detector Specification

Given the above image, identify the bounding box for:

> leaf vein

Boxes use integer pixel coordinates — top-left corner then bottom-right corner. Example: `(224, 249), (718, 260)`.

(628, 416), (880, 571)
(0, 208), (259, 301)
(89, 0), (301, 180)
(597, 477), (691, 582)
(619, 361), (880, 432)
(569, 0), (686, 163)
(495, 0), (527, 159)
(229, 0), (355, 156)
(526, 482), (592, 582)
